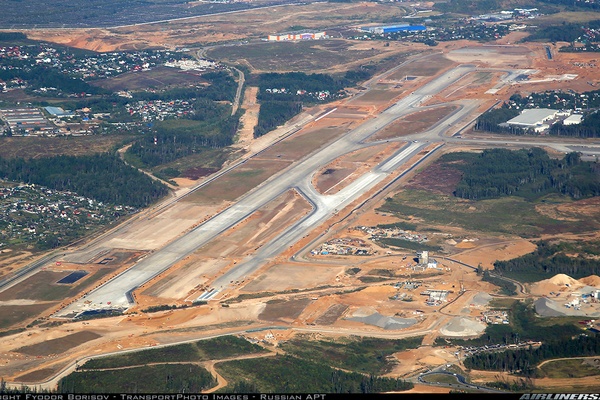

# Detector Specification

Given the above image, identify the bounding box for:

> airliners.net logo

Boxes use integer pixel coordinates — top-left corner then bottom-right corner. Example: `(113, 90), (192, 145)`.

(520, 395), (600, 399)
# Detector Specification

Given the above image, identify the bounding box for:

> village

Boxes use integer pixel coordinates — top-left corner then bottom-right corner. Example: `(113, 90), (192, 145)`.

(0, 183), (134, 253)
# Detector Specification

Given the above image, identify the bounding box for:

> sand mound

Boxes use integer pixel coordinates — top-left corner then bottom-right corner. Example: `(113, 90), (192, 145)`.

(580, 275), (600, 286)
(548, 274), (580, 286)
(439, 316), (486, 337)
(455, 241), (476, 249)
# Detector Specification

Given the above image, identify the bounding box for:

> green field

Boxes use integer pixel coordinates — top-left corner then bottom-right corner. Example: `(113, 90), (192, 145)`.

(90, 66), (206, 92)
(537, 358), (600, 379)
(215, 354), (414, 393)
(378, 189), (593, 238)
(279, 335), (424, 375)
(58, 364), (216, 393)
(208, 39), (411, 73)
(80, 336), (266, 370)
(0, 135), (135, 160)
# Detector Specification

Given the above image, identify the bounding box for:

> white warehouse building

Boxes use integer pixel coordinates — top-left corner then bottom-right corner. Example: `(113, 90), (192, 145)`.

(506, 108), (558, 127)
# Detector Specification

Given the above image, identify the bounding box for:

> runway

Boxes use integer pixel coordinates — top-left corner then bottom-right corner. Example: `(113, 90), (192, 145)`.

(53, 63), (548, 317)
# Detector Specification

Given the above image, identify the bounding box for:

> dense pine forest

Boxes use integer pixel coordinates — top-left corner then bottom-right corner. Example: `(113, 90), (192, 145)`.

(494, 240), (600, 281)
(551, 111), (600, 137)
(253, 69), (372, 138)
(464, 334), (600, 376)
(254, 101), (302, 138)
(474, 106), (520, 134)
(0, 154), (168, 207)
(450, 148), (600, 201)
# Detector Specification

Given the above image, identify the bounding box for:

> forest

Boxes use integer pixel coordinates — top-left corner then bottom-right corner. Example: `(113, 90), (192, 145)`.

(474, 106), (520, 134)
(0, 65), (106, 97)
(463, 334), (600, 376)
(254, 101), (302, 138)
(0, 154), (168, 208)
(524, 20), (600, 43)
(252, 69), (373, 138)
(450, 148), (600, 201)
(493, 240), (600, 281)
(124, 71), (240, 168)
(58, 364), (216, 393)
(256, 71), (348, 103)
(216, 354), (414, 393)
(551, 111), (600, 137)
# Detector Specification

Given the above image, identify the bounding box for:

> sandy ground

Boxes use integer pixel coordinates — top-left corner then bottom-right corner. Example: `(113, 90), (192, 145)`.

(234, 86), (259, 147)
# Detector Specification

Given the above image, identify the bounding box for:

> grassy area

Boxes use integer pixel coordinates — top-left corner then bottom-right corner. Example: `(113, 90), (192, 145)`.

(375, 237), (442, 252)
(538, 359), (600, 379)
(489, 298), (520, 309)
(0, 268), (113, 303)
(208, 39), (404, 73)
(0, 135), (135, 159)
(535, 11), (600, 24)
(80, 336), (265, 370)
(91, 66), (206, 92)
(150, 147), (234, 179)
(58, 364), (216, 393)
(182, 159), (291, 204)
(215, 354), (414, 393)
(0, 303), (59, 330)
(378, 189), (589, 238)
(278, 335), (423, 375)
(421, 373), (460, 385)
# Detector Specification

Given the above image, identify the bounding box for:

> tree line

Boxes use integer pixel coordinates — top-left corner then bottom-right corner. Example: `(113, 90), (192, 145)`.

(254, 100), (302, 138)
(464, 333), (600, 376)
(551, 111), (600, 137)
(218, 354), (413, 393)
(124, 71), (239, 168)
(127, 111), (240, 167)
(474, 106), (520, 134)
(252, 68), (374, 138)
(0, 65), (106, 96)
(493, 240), (600, 281)
(438, 300), (582, 350)
(452, 148), (600, 201)
(0, 154), (168, 207)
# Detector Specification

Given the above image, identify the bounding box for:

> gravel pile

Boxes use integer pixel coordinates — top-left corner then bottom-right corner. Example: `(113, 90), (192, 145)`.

(439, 316), (486, 337)
(346, 310), (417, 330)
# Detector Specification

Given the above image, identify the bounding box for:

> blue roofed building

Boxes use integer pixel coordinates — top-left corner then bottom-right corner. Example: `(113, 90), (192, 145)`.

(366, 24), (427, 34)
(45, 106), (74, 118)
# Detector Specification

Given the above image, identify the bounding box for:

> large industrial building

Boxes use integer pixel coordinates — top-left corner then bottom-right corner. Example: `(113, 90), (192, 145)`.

(0, 107), (54, 134)
(363, 24), (427, 34)
(266, 32), (326, 41)
(504, 108), (560, 132)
